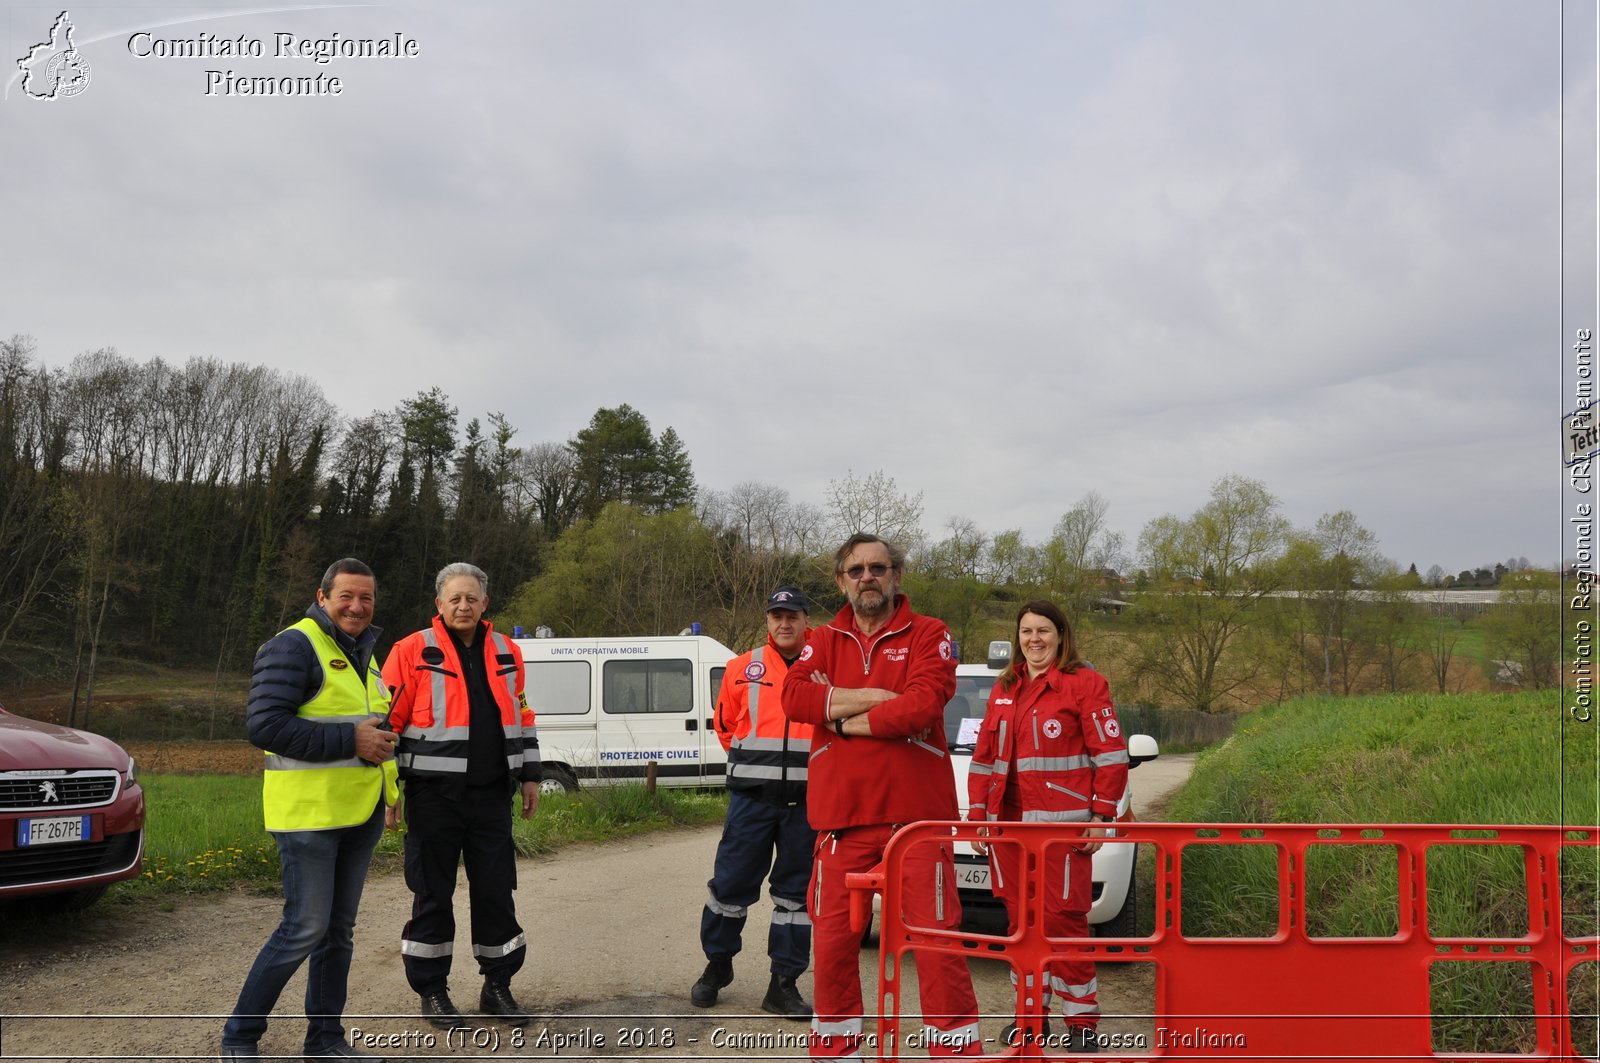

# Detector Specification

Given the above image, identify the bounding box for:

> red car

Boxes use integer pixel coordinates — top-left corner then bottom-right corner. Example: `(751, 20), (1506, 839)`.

(0, 704), (145, 908)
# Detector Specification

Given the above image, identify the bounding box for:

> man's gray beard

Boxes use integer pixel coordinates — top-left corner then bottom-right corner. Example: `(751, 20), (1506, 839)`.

(853, 588), (892, 618)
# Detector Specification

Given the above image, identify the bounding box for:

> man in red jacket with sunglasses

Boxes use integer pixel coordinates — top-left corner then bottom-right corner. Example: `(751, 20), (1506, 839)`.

(782, 533), (981, 1061)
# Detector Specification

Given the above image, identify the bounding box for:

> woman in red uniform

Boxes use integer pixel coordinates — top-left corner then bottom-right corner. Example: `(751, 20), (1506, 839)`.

(966, 599), (1129, 1052)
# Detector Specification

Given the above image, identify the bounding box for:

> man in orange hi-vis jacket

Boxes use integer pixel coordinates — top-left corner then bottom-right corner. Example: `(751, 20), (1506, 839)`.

(383, 562), (540, 1032)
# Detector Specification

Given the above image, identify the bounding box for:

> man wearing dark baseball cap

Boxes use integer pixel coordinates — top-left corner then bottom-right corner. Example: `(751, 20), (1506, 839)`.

(691, 585), (817, 1020)
(765, 587), (806, 612)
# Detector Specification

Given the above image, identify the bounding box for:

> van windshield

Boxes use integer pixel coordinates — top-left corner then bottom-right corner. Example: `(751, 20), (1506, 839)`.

(943, 673), (999, 752)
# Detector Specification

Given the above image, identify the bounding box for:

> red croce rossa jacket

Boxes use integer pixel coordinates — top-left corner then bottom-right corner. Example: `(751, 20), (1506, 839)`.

(965, 665), (1129, 828)
(781, 594), (959, 832)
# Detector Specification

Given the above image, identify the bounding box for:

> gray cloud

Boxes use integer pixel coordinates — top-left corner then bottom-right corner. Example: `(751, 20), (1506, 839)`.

(0, 0), (1577, 573)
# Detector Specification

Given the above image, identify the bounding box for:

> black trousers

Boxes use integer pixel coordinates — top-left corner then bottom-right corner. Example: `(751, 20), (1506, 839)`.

(400, 779), (525, 994)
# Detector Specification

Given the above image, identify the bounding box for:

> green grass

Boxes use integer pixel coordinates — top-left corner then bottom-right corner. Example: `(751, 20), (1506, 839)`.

(1453, 618), (1489, 669)
(1152, 691), (1598, 1054)
(0, 775), (730, 947)
(1165, 691), (1591, 826)
(133, 774), (284, 890)
(120, 775), (730, 897)
(501, 782), (729, 857)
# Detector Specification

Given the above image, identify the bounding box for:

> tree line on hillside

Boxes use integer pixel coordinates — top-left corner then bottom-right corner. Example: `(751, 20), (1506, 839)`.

(1, 338), (1562, 719)
(0, 340), (695, 709)
(513, 474), (1564, 709)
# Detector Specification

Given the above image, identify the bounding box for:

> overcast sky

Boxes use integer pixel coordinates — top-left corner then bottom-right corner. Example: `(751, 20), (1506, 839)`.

(3, 1), (1591, 575)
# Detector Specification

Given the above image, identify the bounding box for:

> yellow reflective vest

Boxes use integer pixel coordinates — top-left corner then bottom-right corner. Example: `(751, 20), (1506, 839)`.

(262, 617), (399, 832)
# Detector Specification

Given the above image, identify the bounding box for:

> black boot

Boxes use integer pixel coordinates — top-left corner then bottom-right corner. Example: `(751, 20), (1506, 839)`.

(999, 1016), (1053, 1047)
(759, 972), (811, 1021)
(1066, 1024), (1100, 1052)
(419, 988), (465, 1030)
(690, 959), (733, 1007)
(479, 981), (531, 1027)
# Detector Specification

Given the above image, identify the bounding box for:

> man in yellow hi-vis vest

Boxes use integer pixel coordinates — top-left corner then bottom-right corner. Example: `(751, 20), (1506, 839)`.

(221, 558), (399, 1063)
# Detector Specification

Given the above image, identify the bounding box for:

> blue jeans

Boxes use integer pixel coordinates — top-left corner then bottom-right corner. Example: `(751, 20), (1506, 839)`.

(222, 799), (385, 1052)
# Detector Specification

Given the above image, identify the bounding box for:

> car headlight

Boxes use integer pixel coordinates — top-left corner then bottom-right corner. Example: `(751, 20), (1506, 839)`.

(125, 755), (138, 785)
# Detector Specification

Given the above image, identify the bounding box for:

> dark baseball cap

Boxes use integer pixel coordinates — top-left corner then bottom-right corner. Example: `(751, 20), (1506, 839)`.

(765, 586), (808, 614)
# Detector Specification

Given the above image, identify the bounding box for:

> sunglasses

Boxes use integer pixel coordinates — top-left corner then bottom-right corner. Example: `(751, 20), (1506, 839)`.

(844, 562), (893, 580)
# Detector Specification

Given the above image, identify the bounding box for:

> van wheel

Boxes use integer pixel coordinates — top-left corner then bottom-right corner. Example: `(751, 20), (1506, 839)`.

(539, 768), (578, 795)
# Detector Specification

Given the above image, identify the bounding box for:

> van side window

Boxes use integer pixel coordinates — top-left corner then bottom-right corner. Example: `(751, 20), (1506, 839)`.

(525, 661), (592, 715)
(710, 666), (725, 701)
(603, 659), (693, 714)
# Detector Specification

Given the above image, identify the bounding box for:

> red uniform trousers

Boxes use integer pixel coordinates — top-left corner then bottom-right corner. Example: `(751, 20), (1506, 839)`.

(808, 824), (982, 1061)
(988, 837), (1099, 1030)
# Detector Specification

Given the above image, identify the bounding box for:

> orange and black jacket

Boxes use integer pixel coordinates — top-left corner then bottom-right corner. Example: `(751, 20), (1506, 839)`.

(382, 615), (541, 784)
(715, 634), (813, 806)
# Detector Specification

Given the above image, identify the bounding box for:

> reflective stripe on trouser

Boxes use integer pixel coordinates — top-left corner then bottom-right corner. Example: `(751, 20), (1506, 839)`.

(400, 780), (525, 994)
(990, 838), (1099, 1028)
(808, 824), (981, 1060)
(700, 790), (816, 978)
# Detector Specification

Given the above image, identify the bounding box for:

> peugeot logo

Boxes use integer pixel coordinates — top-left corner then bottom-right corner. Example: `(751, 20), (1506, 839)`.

(38, 781), (58, 803)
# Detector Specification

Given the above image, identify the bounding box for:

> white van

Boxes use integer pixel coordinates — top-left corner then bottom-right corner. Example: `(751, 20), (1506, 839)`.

(513, 635), (738, 793)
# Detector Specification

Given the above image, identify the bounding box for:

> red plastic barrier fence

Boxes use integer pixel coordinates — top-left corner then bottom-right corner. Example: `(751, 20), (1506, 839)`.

(846, 822), (1598, 1062)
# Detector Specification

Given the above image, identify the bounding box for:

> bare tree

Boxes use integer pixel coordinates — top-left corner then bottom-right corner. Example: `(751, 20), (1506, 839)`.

(928, 516), (988, 581)
(784, 501), (826, 556)
(1363, 576), (1426, 693)
(1424, 592), (1465, 693)
(825, 469), (924, 550)
(909, 516), (995, 661)
(1038, 492), (1127, 622)
(518, 441), (580, 540)
(0, 337), (75, 656)
(331, 415), (394, 525)
(59, 349), (152, 727)
(1297, 510), (1389, 695)
(704, 481), (793, 551)
(699, 481), (810, 649)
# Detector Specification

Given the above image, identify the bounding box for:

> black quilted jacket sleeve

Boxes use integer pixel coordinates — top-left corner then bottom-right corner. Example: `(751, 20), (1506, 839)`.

(244, 626), (354, 762)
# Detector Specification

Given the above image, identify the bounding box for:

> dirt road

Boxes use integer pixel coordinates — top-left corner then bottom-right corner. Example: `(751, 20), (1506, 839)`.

(2, 755), (1195, 1062)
